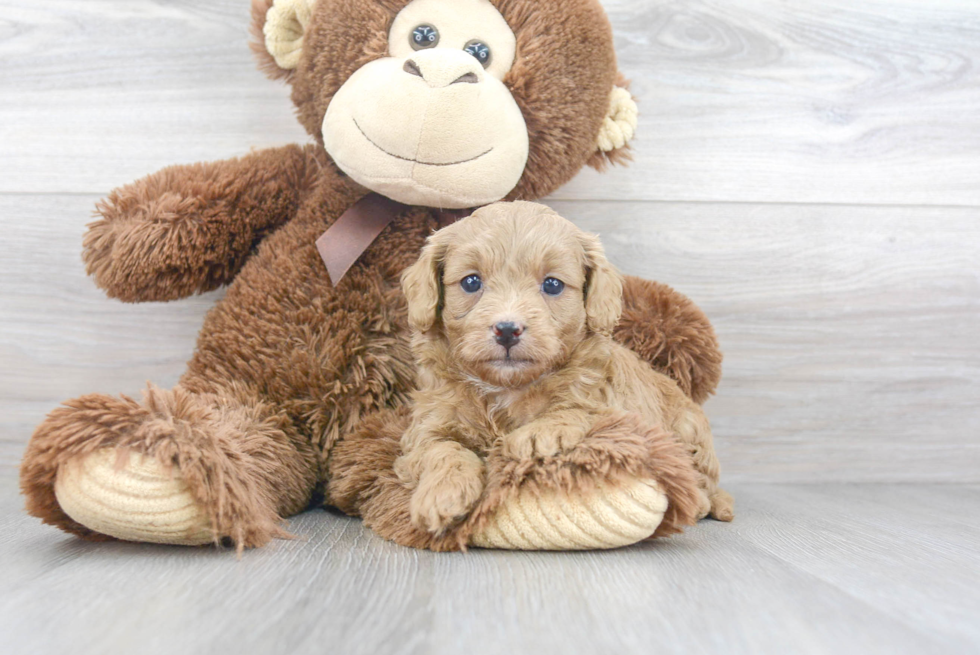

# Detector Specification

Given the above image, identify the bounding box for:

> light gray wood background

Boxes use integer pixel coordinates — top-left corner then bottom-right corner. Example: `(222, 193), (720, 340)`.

(1, 1), (978, 653)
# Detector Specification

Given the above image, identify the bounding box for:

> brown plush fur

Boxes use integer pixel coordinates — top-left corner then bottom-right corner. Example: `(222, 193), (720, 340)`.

(617, 277), (723, 406)
(20, 0), (724, 549)
(85, 144), (324, 302)
(394, 203), (729, 535)
(21, 385), (318, 548)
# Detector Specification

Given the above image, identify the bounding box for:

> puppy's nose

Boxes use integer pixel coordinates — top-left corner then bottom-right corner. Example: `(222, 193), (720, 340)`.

(493, 322), (523, 349)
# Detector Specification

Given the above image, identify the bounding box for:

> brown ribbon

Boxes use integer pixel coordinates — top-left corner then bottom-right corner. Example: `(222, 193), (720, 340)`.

(317, 193), (476, 285)
(316, 194), (406, 284)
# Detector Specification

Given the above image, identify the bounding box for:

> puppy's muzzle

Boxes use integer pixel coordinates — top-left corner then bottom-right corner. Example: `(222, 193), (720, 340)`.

(493, 322), (523, 352)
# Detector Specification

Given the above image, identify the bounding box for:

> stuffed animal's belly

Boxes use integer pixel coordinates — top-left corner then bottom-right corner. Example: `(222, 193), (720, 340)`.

(181, 220), (421, 455)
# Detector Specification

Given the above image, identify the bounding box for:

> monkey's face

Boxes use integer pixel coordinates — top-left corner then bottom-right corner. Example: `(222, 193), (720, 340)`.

(254, 0), (637, 206)
(322, 0), (528, 208)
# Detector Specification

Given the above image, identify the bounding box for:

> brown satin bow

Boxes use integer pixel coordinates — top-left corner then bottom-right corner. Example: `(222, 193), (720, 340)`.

(316, 193), (475, 284)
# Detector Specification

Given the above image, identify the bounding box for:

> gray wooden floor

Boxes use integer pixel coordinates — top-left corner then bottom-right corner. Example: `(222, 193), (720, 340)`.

(2, 468), (978, 655)
(2, 1), (979, 653)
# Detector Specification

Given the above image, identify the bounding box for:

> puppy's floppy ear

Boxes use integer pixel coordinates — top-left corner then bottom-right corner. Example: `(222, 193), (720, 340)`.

(579, 232), (624, 335)
(401, 230), (451, 332)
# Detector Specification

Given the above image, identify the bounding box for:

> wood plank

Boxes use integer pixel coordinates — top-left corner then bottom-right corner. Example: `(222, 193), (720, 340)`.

(561, 0), (980, 205)
(2, 194), (978, 482)
(3, 473), (972, 655)
(0, 0), (308, 194)
(730, 484), (980, 651)
(1, 1), (978, 205)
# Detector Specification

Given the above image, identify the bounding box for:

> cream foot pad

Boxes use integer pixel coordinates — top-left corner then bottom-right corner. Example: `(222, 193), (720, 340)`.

(55, 448), (213, 545)
(469, 478), (669, 550)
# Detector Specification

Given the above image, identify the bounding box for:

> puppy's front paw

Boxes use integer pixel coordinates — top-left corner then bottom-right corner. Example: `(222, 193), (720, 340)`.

(503, 422), (587, 459)
(409, 453), (485, 534)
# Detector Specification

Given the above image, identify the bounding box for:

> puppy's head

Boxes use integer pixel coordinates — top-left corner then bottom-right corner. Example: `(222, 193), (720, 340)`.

(402, 201), (623, 389)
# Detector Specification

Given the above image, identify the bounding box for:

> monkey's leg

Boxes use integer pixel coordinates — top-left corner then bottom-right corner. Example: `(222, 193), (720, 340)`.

(328, 410), (703, 551)
(21, 384), (318, 549)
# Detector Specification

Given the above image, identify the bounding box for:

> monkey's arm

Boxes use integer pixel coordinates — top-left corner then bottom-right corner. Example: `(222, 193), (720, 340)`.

(82, 144), (327, 302)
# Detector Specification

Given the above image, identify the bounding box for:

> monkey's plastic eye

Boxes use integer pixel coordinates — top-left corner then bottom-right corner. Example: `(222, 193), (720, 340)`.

(461, 274), (482, 293)
(542, 277), (565, 296)
(463, 40), (492, 68)
(411, 25), (439, 50)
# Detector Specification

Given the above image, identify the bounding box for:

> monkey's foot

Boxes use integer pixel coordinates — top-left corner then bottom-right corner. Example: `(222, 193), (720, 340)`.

(55, 448), (213, 546)
(469, 477), (669, 550)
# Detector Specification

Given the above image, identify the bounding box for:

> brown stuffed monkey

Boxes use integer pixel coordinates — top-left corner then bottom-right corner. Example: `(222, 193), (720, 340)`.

(20, 0), (723, 551)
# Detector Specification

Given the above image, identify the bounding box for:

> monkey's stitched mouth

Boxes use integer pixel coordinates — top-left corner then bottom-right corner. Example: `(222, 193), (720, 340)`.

(353, 118), (493, 167)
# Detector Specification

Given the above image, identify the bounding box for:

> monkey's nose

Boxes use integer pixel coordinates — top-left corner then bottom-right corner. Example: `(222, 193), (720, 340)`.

(403, 49), (485, 88)
(493, 322), (523, 349)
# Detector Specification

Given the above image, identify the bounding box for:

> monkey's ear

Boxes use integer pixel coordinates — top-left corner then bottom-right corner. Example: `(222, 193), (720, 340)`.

(589, 79), (638, 170)
(402, 231), (451, 333)
(579, 232), (624, 335)
(250, 0), (317, 80)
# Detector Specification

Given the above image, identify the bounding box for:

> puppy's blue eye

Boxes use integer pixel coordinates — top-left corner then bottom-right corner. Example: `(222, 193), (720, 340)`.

(542, 277), (564, 296)
(461, 274), (482, 293)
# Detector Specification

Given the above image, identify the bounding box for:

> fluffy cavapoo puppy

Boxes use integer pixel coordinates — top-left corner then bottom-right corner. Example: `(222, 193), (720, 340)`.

(396, 202), (733, 534)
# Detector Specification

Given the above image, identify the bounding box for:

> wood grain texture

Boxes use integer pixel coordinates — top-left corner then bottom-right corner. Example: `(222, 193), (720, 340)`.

(0, 0), (307, 195)
(564, 0), (980, 204)
(2, 470), (978, 655)
(1, 1), (978, 204)
(4, 194), (976, 482)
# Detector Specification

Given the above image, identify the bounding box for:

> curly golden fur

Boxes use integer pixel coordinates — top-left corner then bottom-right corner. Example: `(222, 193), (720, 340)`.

(396, 202), (733, 535)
